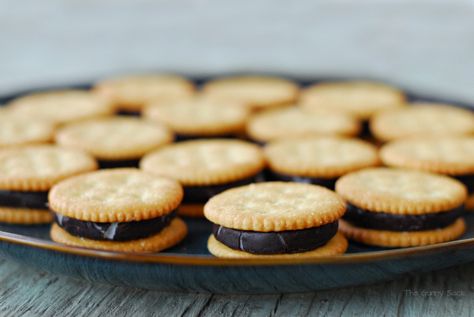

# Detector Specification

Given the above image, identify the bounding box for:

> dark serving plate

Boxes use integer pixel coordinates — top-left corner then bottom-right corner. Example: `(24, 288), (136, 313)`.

(0, 77), (473, 294)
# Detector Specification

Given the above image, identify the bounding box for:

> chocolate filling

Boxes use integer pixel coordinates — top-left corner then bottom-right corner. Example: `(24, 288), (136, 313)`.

(116, 110), (140, 117)
(0, 190), (49, 210)
(213, 221), (338, 254)
(175, 133), (237, 142)
(264, 170), (336, 189)
(455, 174), (474, 194)
(344, 204), (465, 231)
(250, 139), (266, 146)
(183, 175), (262, 204)
(98, 159), (139, 169)
(360, 120), (371, 138)
(54, 211), (175, 241)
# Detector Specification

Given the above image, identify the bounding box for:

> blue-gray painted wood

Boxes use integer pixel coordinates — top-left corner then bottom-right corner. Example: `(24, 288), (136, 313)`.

(1, 258), (474, 316)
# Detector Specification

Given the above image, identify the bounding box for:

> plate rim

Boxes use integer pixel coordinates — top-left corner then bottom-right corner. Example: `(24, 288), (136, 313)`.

(1, 228), (474, 266)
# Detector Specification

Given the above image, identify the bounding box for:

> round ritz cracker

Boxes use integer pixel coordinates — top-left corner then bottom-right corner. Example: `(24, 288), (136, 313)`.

(144, 96), (250, 139)
(370, 103), (474, 142)
(264, 136), (380, 188)
(204, 182), (348, 258)
(93, 74), (195, 112)
(0, 145), (97, 224)
(7, 90), (114, 125)
(55, 116), (173, 168)
(246, 107), (361, 144)
(380, 136), (474, 211)
(300, 81), (406, 120)
(0, 111), (56, 147)
(202, 76), (299, 111)
(140, 139), (265, 217)
(336, 168), (467, 247)
(49, 168), (187, 252)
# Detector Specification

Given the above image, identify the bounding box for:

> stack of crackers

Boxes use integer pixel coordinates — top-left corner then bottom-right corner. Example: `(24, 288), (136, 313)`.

(0, 74), (473, 258)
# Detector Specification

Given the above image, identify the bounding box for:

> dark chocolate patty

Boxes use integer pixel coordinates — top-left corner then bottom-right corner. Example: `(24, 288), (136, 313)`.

(54, 212), (175, 241)
(456, 174), (474, 193)
(116, 110), (140, 117)
(264, 170), (337, 189)
(183, 175), (261, 204)
(212, 221), (338, 255)
(175, 133), (237, 142)
(344, 204), (465, 231)
(0, 190), (49, 210)
(98, 159), (139, 169)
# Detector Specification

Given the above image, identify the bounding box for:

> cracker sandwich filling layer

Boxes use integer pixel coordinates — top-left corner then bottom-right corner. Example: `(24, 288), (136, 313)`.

(54, 211), (176, 241)
(264, 170), (337, 190)
(212, 221), (338, 254)
(97, 159), (140, 169)
(0, 190), (49, 210)
(456, 174), (474, 194)
(344, 204), (465, 232)
(183, 175), (261, 204)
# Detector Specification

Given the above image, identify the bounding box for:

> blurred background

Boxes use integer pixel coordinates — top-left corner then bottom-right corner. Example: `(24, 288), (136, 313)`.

(1, 0), (473, 102)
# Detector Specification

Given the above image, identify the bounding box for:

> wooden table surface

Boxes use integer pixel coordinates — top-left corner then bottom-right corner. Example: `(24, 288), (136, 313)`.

(1, 258), (473, 316)
(2, 1), (474, 315)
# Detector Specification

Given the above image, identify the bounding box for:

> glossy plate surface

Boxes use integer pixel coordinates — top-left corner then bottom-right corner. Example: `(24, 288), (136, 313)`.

(0, 78), (472, 294)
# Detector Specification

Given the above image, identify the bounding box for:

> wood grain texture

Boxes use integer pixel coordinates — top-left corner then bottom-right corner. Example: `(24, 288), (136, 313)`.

(1, 258), (474, 317)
